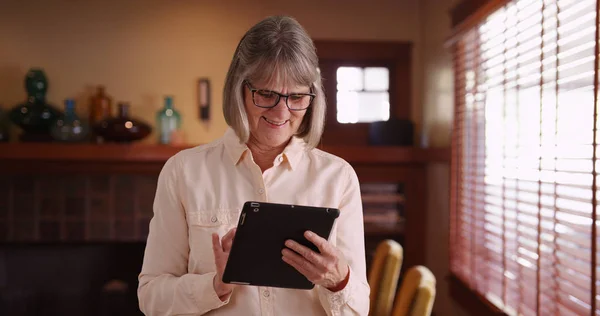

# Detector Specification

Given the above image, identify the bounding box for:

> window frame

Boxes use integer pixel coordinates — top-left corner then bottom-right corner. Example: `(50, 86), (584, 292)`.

(313, 40), (412, 146)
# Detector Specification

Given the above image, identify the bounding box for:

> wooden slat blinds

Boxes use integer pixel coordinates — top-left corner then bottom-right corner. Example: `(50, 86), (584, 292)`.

(450, 0), (600, 315)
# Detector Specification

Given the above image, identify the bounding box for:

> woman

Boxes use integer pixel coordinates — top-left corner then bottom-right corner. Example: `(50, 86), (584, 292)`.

(138, 15), (370, 316)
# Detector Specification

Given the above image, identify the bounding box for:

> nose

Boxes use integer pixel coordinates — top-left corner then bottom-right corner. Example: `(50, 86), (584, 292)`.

(271, 96), (290, 112)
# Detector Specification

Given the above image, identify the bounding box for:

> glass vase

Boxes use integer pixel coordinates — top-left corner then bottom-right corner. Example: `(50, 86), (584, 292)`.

(156, 96), (181, 144)
(94, 103), (152, 143)
(9, 68), (62, 142)
(50, 99), (89, 142)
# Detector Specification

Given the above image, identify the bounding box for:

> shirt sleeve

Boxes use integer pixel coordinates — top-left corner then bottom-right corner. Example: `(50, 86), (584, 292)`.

(137, 155), (230, 316)
(317, 164), (371, 316)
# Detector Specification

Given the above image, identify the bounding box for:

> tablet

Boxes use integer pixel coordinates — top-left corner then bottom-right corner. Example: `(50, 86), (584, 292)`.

(222, 201), (340, 290)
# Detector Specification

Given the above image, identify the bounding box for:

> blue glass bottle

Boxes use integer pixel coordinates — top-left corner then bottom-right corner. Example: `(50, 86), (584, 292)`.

(50, 99), (89, 142)
(156, 96), (181, 144)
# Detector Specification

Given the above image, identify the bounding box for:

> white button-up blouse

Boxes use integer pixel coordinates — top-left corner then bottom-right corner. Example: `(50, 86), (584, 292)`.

(138, 128), (370, 316)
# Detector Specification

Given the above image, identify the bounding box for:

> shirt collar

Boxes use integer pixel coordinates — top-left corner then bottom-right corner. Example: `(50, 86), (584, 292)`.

(281, 135), (305, 170)
(224, 127), (249, 166)
(223, 127), (306, 170)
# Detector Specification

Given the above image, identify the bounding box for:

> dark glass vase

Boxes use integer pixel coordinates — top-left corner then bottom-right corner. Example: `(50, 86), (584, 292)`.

(50, 99), (90, 142)
(93, 103), (151, 143)
(8, 68), (62, 142)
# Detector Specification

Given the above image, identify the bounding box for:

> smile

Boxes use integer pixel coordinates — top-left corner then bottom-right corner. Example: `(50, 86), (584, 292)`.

(262, 117), (288, 127)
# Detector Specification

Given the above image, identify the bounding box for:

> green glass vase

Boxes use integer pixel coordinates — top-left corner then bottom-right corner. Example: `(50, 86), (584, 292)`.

(156, 96), (181, 144)
(9, 68), (62, 142)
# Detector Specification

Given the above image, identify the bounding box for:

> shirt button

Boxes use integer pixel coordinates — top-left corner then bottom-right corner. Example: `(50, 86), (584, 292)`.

(258, 188), (265, 194)
(278, 156), (283, 163)
(263, 290), (270, 298)
(210, 216), (218, 223)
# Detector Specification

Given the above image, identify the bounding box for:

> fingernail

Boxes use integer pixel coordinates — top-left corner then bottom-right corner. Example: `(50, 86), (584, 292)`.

(285, 240), (293, 247)
(305, 231), (313, 237)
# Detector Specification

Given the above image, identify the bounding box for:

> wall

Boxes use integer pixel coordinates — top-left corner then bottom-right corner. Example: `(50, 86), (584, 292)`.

(0, 0), (420, 144)
(418, 0), (468, 315)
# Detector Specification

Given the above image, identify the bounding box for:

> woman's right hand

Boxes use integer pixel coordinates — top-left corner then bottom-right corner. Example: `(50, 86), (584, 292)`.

(212, 228), (237, 300)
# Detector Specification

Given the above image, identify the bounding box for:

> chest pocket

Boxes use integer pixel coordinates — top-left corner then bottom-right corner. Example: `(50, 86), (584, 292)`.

(187, 209), (240, 228)
(187, 209), (240, 271)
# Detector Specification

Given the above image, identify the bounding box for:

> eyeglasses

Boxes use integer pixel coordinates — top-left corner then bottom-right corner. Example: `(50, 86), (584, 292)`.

(244, 81), (315, 111)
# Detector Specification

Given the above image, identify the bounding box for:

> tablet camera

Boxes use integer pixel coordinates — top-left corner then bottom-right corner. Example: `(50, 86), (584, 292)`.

(253, 208), (259, 212)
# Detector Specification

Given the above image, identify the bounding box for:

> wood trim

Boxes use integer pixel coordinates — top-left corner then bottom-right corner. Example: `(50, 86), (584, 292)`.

(322, 146), (449, 164)
(446, 0), (512, 47)
(0, 143), (450, 164)
(314, 41), (412, 61)
(403, 165), (427, 269)
(450, 0), (492, 27)
(0, 143), (186, 163)
(449, 274), (508, 315)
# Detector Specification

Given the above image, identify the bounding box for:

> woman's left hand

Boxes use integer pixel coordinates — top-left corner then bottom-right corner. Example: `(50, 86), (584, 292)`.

(282, 230), (349, 290)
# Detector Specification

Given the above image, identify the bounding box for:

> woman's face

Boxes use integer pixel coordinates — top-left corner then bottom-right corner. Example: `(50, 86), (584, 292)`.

(243, 80), (311, 148)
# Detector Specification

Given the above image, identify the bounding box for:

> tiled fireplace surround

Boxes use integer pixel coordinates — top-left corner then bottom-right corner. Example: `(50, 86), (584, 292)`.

(0, 144), (441, 316)
(0, 173), (156, 316)
(0, 174), (156, 243)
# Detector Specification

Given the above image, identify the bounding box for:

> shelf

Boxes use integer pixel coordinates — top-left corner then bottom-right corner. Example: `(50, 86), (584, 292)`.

(0, 142), (450, 164)
(364, 219), (404, 236)
(0, 143), (186, 163)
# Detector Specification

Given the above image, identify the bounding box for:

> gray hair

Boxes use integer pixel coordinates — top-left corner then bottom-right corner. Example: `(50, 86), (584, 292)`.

(223, 16), (326, 148)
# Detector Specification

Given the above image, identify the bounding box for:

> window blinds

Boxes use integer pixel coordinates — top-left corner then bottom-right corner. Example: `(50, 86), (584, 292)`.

(450, 0), (600, 314)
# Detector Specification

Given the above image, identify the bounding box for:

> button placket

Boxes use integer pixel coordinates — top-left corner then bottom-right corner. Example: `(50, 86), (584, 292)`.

(258, 287), (274, 316)
(250, 162), (267, 202)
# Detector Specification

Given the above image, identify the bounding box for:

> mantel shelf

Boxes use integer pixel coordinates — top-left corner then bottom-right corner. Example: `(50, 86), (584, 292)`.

(0, 143), (449, 164)
(0, 141), (433, 270)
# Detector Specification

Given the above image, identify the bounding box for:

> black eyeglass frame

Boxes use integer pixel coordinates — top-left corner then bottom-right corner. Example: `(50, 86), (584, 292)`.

(244, 81), (316, 111)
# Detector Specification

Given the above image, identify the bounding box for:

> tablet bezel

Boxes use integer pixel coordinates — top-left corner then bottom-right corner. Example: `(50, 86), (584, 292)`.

(222, 201), (340, 290)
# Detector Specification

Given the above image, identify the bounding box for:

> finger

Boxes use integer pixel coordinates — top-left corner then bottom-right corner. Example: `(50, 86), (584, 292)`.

(223, 227), (236, 241)
(304, 231), (335, 256)
(282, 249), (319, 280)
(282, 248), (322, 276)
(282, 256), (314, 282)
(222, 228), (237, 251)
(212, 233), (223, 256)
(285, 239), (327, 269)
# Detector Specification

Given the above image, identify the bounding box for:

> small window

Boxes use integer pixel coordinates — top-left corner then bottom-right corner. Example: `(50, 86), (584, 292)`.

(336, 66), (390, 124)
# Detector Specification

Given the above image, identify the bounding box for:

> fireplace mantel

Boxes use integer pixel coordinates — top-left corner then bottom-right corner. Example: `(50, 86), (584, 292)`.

(0, 142), (449, 271)
(0, 143), (449, 170)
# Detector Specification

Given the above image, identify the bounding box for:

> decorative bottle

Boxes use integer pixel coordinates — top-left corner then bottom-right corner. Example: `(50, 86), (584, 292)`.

(89, 86), (113, 143)
(8, 68), (61, 142)
(156, 96), (181, 144)
(93, 102), (152, 143)
(50, 99), (89, 142)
